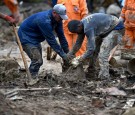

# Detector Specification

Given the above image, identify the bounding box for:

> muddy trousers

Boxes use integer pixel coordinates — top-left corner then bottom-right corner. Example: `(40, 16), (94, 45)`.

(87, 36), (103, 77)
(98, 30), (122, 79)
(87, 30), (122, 78)
(23, 44), (43, 77)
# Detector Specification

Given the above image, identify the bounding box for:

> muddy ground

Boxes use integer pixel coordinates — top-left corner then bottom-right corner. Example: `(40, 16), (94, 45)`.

(0, 2), (135, 115)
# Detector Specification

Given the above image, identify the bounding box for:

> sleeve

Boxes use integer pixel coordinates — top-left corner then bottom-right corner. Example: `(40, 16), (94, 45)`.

(37, 18), (66, 58)
(79, 0), (88, 18)
(81, 28), (95, 59)
(120, 0), (127, 19)
(69, 33), (85, 55)
(55, 22), (69, 53)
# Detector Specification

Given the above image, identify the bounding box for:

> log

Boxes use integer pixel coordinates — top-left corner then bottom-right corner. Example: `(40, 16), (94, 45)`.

(127, 58), (135, 74)
(109, 57), (129, 68)
(5, 86), (62, 96)
(121, 53), (135, 60)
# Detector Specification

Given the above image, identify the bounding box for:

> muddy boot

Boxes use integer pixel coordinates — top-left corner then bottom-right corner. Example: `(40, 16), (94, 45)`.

(98, 70), (110, 81)
(27, 75), (39, 86)
(28, 78), (39, 86)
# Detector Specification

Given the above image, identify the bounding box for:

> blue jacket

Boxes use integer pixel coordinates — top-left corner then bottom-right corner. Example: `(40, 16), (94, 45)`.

(18, 9), (69, 58)
(114, 21), (124, 30)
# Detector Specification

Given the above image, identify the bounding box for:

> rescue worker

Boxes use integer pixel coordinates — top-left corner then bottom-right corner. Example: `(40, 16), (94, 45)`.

(18, 4), (70, 85)
(119, 0), (135, 49)
(67, 13), (124, 80)
(57, 0), (88, 56)
(4, 0), (22, 24)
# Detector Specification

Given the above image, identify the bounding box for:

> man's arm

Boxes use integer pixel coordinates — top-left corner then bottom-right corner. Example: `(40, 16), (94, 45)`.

(37, 19), (66, 58)
(69, 33), (85, 55)
(55, 22), (69, 53)
(81, 28), (95, 59)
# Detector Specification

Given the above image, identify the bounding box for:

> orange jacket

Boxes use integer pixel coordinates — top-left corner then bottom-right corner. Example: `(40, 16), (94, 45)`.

(120, 0), (135, 28)
(57, 0), (88, 34)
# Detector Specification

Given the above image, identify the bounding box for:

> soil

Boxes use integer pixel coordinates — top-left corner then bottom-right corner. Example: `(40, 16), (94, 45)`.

(0, 2), (135, 115)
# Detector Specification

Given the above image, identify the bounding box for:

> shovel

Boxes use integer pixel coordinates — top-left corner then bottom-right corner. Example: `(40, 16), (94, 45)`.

(0, 12), (32, 84)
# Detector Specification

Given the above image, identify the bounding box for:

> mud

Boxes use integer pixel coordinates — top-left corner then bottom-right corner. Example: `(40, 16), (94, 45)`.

(1, 2), (135, 115)
(0, 59), (134, 115)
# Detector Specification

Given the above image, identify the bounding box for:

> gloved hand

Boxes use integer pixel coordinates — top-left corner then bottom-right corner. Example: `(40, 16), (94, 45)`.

(71, 56), (83, 68)
(62, 53), (75, 62)
(62, 53), (74, 72)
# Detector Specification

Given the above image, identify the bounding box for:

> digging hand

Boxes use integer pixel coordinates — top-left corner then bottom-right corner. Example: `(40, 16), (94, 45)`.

(71, 56), (83, 68)
(62, 53), (75, 72)
(0, 12), (16, 26)
(63, 53), (75, 63)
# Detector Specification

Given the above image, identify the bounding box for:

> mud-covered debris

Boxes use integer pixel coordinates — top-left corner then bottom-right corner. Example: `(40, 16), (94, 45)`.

(123, 107), (135, 115)
(0, 92), (32, 115)
(123, 99), (135, 109)
(0, 58), (21, 82)
(91, 97), (105, 108)
(97, 87), (127, 96)
(62, 65), (86, 82)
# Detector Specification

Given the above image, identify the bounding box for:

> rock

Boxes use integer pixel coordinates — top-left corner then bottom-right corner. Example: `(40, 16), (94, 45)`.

(0, 58), (20, 82)
(123, 107), (135, 115)
(0, 91), (33, 115)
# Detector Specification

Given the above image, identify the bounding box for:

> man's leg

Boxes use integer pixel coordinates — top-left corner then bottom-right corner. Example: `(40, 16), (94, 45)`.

(86, 36), (103, 78)
(23, 44), (43, 79)
(98, 30), (122, 80)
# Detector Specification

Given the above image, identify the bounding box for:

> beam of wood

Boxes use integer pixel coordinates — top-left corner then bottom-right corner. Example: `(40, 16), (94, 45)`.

(4, 86), (62, 96)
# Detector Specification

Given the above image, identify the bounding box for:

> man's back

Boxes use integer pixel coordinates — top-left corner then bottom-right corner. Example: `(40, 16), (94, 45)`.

(81, 13), (118, 36)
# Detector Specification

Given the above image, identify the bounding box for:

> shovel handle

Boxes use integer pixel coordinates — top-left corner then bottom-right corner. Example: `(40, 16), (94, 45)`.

(0, 12), (32, 83)
(12, 25), (32, 82)
(108, 44), (119, 62)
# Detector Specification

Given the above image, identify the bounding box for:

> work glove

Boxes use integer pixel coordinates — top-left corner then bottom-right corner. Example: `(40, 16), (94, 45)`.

(5, 15), (16, 26)
(62, 53), (75, 62)
(62, 53), (75, 72)
(71, 56), (83, 68)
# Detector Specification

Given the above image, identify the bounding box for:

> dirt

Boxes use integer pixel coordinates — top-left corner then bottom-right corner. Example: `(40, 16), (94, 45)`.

(0, 2), (135, 115)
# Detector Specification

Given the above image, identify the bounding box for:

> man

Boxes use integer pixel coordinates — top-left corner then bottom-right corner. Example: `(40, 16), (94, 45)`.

(18, 4), (70, 85)
(67, 13), (124, 80)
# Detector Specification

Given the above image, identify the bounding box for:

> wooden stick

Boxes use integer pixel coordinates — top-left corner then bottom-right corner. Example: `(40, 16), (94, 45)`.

(5, 86), (62, 95)
(12, 25), (32, 82)
(108, 44), (119, 61)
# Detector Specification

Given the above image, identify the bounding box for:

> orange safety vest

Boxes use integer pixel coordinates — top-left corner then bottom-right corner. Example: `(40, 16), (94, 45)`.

(57, 0), (88, 34)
